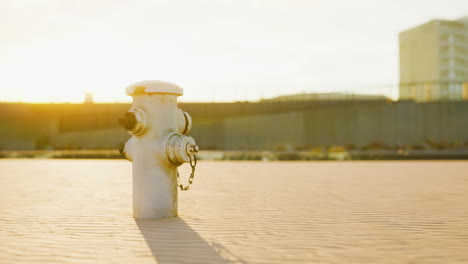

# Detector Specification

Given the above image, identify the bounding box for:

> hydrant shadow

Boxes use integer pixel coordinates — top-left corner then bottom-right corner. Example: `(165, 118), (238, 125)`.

(135, 217), (238, 264)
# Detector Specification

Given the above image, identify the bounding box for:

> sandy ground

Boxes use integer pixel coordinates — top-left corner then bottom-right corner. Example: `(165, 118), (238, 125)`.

(1, 160), (468, 264)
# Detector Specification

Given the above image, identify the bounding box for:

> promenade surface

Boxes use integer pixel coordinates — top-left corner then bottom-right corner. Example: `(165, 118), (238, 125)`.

(1, 160), (468, 264)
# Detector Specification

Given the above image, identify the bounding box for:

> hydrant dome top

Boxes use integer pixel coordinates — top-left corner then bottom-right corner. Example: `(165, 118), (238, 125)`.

(126, 80), (183, 96)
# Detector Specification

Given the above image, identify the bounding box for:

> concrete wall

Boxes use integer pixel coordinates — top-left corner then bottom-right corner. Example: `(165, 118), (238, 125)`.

(400, 21), (440, 86)
(193, 101), (468, 150)
(0, 101), (467, 150)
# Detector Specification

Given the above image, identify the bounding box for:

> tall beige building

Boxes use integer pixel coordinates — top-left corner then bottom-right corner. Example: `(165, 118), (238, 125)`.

(399, 16), (468, 101)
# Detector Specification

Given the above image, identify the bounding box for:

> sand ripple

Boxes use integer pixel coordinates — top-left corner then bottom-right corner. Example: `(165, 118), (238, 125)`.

(1, 160), (468, 263)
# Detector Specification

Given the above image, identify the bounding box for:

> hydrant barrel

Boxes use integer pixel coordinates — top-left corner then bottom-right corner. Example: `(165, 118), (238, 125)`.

(120, 80), (198, 219)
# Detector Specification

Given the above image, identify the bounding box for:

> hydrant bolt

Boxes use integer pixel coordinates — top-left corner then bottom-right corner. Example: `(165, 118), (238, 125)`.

(188, 145), (199, 154)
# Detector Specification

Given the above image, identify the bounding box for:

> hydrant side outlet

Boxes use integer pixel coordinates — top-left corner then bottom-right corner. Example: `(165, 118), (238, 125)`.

(120, 80), (199, 219)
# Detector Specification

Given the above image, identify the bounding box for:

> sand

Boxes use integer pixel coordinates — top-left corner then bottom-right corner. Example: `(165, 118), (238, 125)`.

(1, 159), (468, 263)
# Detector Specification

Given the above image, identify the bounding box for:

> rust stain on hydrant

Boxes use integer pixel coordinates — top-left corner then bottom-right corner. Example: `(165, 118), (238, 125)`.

(119, 80), (199, 219)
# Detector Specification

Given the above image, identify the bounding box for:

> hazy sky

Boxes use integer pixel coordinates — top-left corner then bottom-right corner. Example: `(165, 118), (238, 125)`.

(0, 0), (466, 103)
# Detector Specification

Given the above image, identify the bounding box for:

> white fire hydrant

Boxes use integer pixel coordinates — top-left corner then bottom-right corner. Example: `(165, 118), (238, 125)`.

(119, 80), (199, 219)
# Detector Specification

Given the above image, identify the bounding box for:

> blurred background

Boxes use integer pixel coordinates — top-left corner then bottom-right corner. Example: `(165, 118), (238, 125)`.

(0, 0), (467, 160)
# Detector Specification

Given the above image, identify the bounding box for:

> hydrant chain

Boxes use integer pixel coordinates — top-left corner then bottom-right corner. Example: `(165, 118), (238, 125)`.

(177, 153), (197, 191)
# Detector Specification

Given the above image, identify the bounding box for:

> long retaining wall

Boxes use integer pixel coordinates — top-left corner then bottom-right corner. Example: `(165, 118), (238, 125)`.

(190, 101), (468, 150)
(0, 101), (467, 150)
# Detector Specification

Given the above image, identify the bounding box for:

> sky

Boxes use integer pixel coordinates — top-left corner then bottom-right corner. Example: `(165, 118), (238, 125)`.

(0, 0), (467, 103)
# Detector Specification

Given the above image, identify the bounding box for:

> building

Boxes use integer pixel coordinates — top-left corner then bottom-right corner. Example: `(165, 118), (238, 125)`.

(399, 16), (468, 101)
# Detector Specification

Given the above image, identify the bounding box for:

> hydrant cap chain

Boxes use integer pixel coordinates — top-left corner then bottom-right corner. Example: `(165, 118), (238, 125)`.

(126, 80), (183, 96)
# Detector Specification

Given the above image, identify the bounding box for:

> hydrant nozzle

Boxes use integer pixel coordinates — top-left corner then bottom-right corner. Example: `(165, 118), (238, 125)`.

(120, 80), (199, 219)
(118, 112), (137, 131)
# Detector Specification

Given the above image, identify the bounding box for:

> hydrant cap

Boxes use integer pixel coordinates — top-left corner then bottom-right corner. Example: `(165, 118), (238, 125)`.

(126, 80), (183, 96)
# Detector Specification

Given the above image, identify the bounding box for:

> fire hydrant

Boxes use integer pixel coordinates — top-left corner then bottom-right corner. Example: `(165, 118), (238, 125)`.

(119, 80), (199, 219)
